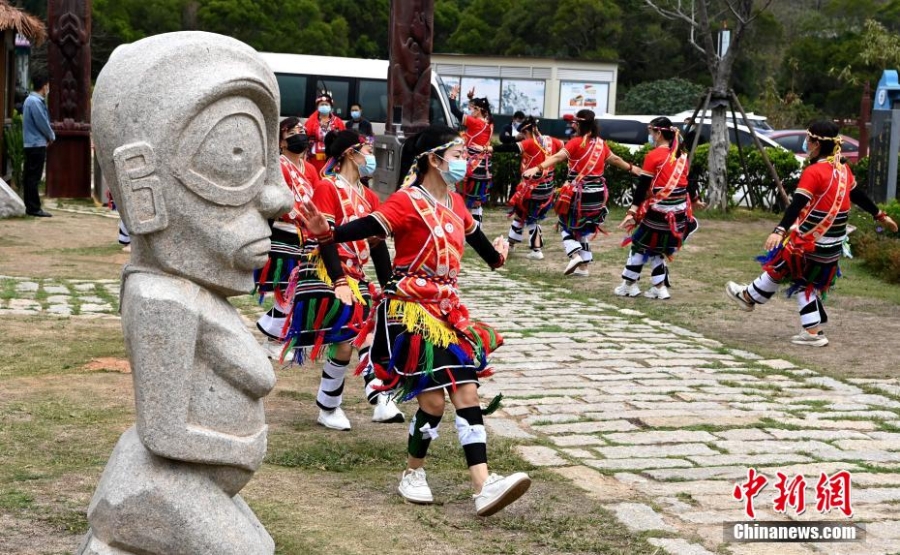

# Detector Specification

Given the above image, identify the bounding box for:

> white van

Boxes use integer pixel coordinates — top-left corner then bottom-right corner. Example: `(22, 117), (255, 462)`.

(258, 52), (458, 133)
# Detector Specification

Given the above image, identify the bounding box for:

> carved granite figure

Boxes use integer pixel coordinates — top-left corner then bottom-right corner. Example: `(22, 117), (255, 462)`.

(78, 31), (292, 555)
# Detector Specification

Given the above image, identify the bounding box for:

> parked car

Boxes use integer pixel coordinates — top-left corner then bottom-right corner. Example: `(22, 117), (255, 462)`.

(671, 109), (774, 134)
(767, 130), (860, 164)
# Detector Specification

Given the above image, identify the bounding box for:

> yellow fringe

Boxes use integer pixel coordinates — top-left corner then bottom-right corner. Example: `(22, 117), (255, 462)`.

(387, 299), (458, 348)
(316, 258), (365, 304)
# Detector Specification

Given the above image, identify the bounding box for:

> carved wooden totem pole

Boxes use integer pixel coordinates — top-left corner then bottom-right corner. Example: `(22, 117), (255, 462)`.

(46, 0), (92, 198)
(386, 0), (435, 136)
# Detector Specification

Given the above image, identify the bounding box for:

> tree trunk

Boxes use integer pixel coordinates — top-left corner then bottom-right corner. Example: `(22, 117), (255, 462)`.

(707, 102), (730, 210)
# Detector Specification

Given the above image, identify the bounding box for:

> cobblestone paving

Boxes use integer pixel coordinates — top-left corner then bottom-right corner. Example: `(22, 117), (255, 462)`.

(4, 263), (900, 554)
(0, 276), (119, 317)
(461, 267), (900, 555)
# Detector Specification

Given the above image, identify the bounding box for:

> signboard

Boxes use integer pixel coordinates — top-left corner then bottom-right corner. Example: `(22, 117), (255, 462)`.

(500, 79), (545, 116)
(559, 81), (609, 117)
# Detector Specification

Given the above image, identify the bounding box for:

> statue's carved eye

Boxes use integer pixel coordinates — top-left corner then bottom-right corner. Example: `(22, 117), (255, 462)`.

(190, 114), (264, 189)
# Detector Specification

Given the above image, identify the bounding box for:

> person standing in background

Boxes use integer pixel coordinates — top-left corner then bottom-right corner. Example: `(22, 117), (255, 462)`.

(500, 111), (525, 145)
(346, 103), (374, 139)
(22, 74), (55, 218)
(305, 93), (346, 176)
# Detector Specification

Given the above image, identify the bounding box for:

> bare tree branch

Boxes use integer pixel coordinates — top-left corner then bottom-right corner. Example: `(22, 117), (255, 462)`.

(644, 0), (699, 28)
(722, 0), (749, 25)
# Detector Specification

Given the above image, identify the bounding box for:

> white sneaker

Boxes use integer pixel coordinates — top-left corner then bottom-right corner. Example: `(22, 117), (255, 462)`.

(791, 330), (829, 347)
(317, 407), (351, 430)
(725, 281), (755, 312)
(262, 339), (285, 361)
(474, 472), (532, 517)
(614, 280), (641, 297)
(564, 256), (587, 275)
(372, 393), (404, 423)
(526, 250), (544, 260)
(644, 285), (671, 300)
(398, 468), (434, 504)
(571, 267), (589, 277)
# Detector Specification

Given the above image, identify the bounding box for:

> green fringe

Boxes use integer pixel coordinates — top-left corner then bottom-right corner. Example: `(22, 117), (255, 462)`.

(272, 258), (284, 285)
(323, 297), (342, 326)
(423, 341), (434, 374)
(325, 343), (338, 360)
(305, 299), (318, 331)
(482, 393), (504, 415)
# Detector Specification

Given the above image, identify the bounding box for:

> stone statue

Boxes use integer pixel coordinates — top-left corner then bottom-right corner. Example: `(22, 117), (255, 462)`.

(78, 32), (292, 555)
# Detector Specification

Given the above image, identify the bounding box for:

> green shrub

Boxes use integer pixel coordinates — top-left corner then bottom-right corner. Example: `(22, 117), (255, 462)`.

(4, 111), (24, 190)
(849, 199), (900, 284)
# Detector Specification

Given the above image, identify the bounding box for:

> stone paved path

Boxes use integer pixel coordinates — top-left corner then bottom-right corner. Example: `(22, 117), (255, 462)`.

(461, 266), (900, 555)
(0, 275), (119, 317)
(4, 263), (900, 554)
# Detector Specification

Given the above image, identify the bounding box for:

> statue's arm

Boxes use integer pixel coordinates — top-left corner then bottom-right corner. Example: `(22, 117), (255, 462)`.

(126, 289), (265, 470)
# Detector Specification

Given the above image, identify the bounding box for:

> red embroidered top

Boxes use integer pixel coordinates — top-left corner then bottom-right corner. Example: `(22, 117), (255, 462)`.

(371, 187), (477, 305)
(462, 115), (492, 148)
(313, 175), (380, 280)
(562, 136), (611, 176)
(519, 136), (563, 173)
(304, 113), (346, 157)
(279, 155), (316, 226)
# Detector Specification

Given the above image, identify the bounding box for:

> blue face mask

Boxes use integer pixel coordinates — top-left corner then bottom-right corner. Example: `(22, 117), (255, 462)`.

(440, 158), (467, 185)
(358, 153), (376, 177)
(802, 138), (808, 153)
(463, 106), (472, 116)
(351, 110), (361, 120)
(318, 104), (332, 116)
(648, 133), (655, 146)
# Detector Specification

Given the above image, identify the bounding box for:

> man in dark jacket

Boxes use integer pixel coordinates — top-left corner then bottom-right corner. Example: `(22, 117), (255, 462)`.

(500, 111), (525, 144)
(346, 103), (374, 138)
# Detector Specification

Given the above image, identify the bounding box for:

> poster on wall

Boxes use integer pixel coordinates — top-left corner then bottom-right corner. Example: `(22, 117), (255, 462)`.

(459, 77), (502, 116)
(499, 80), (545, 116)
(559, 81), (609, 117)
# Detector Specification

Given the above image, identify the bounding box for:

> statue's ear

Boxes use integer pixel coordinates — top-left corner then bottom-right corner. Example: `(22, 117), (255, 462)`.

(113, 142), (168, 235)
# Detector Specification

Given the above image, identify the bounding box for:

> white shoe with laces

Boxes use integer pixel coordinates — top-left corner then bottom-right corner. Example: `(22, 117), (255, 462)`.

(644, 285), (671, 300)
(614, 280), (641, 297)
(474, 472), (532, 516)
(791, 330), (829, 347)
(526, 250), (545, 260)
(317, 407), (351, 430)
(564, 256), (587, 275)
(372, 393), (404, 423)
(398, 468), (434, 504)
(571, 267), (589, 277)
(725, 281), (755, 312)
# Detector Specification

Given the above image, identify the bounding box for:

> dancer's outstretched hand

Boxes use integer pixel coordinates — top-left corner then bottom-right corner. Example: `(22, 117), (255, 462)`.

(764, 232), (784, 252)
(618, 214), (636, 232)
(492, 236), (509, 260)
(334, 284), (354, 306)
(298, 201), (330, 236)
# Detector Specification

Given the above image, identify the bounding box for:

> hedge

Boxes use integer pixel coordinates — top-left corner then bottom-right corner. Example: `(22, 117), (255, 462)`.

(848, 198), (900, 284)
(490, 141), (799, 210)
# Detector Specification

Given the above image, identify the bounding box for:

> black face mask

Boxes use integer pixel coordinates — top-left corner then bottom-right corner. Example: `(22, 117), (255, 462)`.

(285, 134), (308, 154)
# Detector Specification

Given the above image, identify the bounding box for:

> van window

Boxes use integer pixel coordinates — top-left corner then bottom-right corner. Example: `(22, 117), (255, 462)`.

(359, 79), (388, 123)
(599, 120), (646, 145)
(773, 134), (804, 154)
(430, 86), (448, 127)
(312, 77), (350, 119)
(275, 74), (308, 117)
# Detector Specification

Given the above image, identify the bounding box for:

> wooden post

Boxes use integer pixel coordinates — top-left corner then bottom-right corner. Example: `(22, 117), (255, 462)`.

(385, 0), (434, 137)
(687, 90), (711, 163)
(860, 81), (871, 159)
(45, 0), (92, 198)
(729, 90), (790, 206)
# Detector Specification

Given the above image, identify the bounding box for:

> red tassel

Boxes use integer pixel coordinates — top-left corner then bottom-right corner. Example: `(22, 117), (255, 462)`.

(405, 335), (422, 374)
(477, 368), (495, 379)
(446, 367), (458, 393)
(374, 372), (400, 391)
(257, 258), (272, 286)
(373, 363), (391, 382)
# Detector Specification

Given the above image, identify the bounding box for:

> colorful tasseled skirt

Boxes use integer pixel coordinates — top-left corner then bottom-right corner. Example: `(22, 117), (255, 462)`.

(360, 298), (502, 402)
(458, 147), (493, 208)
(624, 208), (698, 257)
(508, 177), (555, 225)
(756, 237), (841, 299)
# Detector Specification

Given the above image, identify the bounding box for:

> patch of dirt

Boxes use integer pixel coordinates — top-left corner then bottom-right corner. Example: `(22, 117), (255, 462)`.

(0, 211), (125, 280)
(81, 358), (131, 374)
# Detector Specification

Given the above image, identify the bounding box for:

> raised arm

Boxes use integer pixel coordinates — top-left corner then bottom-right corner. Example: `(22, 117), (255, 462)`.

(851, 187), (898, 232)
